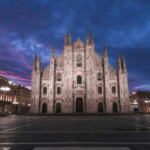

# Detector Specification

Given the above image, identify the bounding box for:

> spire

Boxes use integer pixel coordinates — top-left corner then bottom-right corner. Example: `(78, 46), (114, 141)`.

(118, 51), (121, 72)
(64, 30), (68, 46)
(38, 51), (41, 71)
(86, 28), (89, 45)
(43, 63), (44, 71)
(51, 41), (54, 58)
(104, 40), (107, 56)
(38, 51), (41, 62)
(121, 51), (126, 72)
(69, 29), (72, 45)
(33, 52), (37, 70)
(90, 28), (94, 45)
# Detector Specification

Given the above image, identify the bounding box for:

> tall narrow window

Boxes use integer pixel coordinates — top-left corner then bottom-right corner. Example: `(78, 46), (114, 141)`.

(112, 86), (116, 94)
(57, 73), (61, 81)
(57, 87), (61, 94)
(43, 87), (47, 94)
(97, 73), (101, 81)
(98, 86), (102, 94)
(77, 75), (82, 84)
(77, 55), (82, 67)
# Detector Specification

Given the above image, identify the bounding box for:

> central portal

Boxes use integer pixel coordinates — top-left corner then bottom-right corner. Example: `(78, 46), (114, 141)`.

(76, 98), (83, 113)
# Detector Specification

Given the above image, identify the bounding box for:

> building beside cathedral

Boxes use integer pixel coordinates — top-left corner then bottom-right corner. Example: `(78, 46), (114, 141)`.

(30, 30), (129, 113)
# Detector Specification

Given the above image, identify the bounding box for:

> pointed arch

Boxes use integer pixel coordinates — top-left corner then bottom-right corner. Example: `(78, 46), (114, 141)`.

(112, 86), (116, 94)
(77, 75), (82, 84)
(43, 87), (47, 94)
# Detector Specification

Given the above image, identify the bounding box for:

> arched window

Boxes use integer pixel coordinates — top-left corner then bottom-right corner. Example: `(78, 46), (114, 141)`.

(57, 87), (61, 94)
(77, 55), (82, 67)
(77, 75), (82, 84)
(98, 86), (102, 94)
(112, 86), (116, 94)
(57, 73), (61, 81)
(43, 87), (47, 94)
(97, 73), (101, 81)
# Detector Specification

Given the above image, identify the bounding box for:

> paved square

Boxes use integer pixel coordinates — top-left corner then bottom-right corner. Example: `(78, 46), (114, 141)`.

(0, 114), (150, 150)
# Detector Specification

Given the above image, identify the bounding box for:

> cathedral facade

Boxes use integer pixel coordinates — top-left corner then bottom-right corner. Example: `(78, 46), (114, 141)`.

(30, 30), (129, 113)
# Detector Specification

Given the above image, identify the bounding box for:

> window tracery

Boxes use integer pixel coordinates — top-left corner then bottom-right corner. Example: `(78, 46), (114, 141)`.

(112, 86), (116, 94)
(77, 55), (82, 67)
(57, 73), (61, 81)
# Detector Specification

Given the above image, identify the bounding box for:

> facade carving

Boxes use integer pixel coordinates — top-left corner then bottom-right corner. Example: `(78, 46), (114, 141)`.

(30, 30), (129, 113)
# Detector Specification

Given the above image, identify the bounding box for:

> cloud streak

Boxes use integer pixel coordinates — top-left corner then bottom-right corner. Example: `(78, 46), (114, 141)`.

(0, 0), (149, 95)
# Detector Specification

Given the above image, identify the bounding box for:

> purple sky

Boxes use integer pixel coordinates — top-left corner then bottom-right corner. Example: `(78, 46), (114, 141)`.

(0, 0), (150, 95)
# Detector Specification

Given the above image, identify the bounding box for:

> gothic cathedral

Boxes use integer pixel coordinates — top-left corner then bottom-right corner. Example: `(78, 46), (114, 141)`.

(30, 30), (129, 113)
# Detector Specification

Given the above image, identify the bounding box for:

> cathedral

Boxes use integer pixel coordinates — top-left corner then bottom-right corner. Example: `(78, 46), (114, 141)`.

(30, 30), (129, 113)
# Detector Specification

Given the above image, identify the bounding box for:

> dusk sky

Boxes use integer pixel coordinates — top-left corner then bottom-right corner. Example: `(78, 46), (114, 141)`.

(0, 0), (150, 95)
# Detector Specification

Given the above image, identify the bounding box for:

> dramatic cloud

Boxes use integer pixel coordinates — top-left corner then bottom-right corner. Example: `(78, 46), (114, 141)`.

(0, 0), (150, 94)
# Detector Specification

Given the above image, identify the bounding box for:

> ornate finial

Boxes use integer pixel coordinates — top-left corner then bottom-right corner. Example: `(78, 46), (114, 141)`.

(91, 28), (92, 35)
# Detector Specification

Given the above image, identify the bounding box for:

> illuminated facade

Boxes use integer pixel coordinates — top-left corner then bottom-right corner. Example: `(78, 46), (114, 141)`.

(0, 75), (30, 114)
(31, 30), (129, 113)
(130, 91), (150, 113)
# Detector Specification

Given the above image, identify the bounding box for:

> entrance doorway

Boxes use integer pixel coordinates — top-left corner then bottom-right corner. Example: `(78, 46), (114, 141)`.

(113, 102), (118, 113)
(98, 103), (103, 113)
(76, 98), (83, 113)
(42, 103), (47, 113)
(56, 103), (61, 113)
